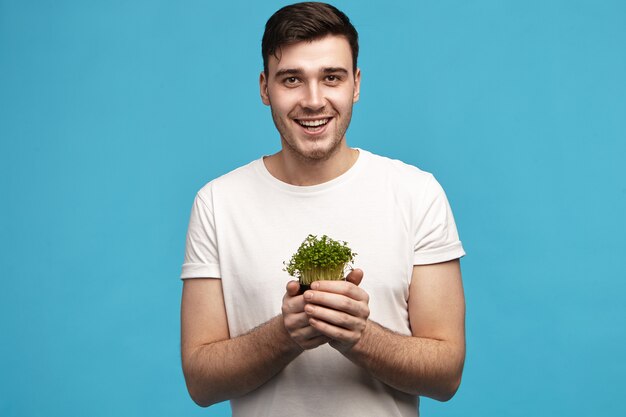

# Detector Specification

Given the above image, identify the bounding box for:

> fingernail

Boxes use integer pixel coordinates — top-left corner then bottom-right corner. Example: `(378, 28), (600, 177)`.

(311, 282), (319, 289)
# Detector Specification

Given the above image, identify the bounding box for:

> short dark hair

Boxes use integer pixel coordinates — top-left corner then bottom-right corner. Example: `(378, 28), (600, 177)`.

(262, 2), (359, 75)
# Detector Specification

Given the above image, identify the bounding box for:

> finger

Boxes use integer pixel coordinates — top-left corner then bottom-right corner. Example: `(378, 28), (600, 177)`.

(305, 303), (366, 331)
(297, 325), (330, 341)
(282, 293), (308, 316)
(288, 323), (331, 348)
(283, 311), (313, 330)
(297, 334), (331, 350)
(285, 280), (301, 297)
(345, 268), (364, 286)
(309, 317), (360, 345)
(309, 280), (369, 303)
(304, 290), (370, 318)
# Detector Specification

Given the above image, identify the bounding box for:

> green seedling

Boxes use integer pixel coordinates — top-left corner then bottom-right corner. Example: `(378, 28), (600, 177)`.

(284, 234), (357, 286)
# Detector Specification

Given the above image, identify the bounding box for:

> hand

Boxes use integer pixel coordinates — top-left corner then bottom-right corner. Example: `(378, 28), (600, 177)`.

(302, 268), (370, 353)
(281, 280), (331, 350)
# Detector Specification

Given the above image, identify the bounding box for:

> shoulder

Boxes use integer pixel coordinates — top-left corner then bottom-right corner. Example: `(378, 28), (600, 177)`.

(195, 158), (263, 203)
(361, 149), (437, 193)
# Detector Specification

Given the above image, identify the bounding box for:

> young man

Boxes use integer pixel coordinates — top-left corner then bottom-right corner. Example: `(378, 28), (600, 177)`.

(180, 3), (466, 416)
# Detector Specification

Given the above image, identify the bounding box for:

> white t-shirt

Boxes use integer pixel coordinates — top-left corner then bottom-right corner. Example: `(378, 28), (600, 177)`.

(181, 149), (465, 417)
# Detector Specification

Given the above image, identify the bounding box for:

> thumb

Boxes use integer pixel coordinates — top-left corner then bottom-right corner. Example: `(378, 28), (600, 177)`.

(286, 280), (301, 296)
(345, 268), (364, 286)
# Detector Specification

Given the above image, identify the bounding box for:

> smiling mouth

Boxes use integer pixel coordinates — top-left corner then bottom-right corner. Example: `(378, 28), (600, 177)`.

(296, 118), (331, 132)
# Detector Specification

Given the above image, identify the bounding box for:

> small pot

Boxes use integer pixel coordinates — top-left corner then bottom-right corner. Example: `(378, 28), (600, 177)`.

(298, 283), (310, 295)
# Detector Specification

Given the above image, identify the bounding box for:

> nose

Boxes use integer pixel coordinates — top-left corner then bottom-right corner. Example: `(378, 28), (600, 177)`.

(301, 82), (325, 111)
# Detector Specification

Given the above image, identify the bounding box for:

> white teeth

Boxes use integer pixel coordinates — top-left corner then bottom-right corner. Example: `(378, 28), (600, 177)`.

(298, 118), (329, 127)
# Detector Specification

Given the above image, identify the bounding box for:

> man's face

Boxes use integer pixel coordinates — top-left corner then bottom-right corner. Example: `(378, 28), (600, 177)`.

(260, 35), (361, 162)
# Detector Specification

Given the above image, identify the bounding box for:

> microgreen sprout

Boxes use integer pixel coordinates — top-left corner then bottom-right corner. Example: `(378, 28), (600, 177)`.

(283, 234), (357, 285)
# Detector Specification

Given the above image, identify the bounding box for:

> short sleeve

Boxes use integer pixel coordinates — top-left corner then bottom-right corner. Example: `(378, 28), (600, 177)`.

(413, 175), (465, 265)
(180, 191), (221, 279)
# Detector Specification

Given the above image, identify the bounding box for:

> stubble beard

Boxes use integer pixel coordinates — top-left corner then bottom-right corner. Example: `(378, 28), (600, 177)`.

(271, 105), (354, 164)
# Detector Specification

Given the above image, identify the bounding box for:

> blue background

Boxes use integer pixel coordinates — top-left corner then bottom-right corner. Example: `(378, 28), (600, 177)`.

(1, 0), (625, 416)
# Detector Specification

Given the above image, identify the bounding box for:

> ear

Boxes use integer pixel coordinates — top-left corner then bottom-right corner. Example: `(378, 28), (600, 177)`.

(259, 71), (270, 106)
(353, 67), (361, 103)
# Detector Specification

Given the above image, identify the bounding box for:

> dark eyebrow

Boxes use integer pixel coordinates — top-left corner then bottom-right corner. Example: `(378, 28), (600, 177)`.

(322, 67), (349, 75)
(274, 68), (303, 78)
(274, 67), (350, 79)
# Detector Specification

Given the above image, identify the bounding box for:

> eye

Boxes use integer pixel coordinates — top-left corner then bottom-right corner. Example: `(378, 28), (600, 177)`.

(325, 74), (342, 84)
(284, 77), (300, 86)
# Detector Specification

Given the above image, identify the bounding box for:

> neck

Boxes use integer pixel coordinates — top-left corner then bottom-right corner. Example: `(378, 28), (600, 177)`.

(264, 143), (359, 186)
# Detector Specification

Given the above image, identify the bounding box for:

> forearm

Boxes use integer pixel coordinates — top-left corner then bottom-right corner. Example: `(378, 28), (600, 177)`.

(183, 315), (303, 407)
(343, 320), (465, 401)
